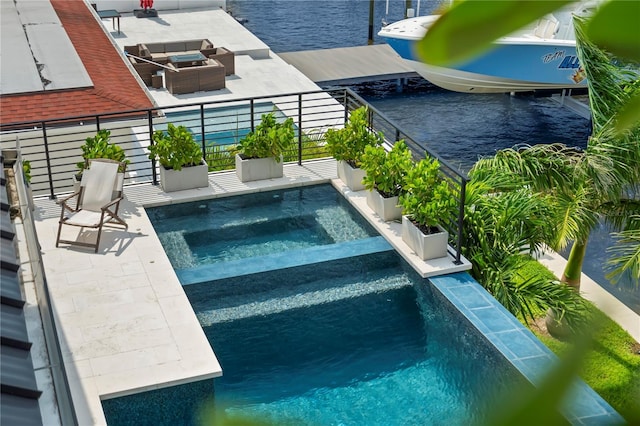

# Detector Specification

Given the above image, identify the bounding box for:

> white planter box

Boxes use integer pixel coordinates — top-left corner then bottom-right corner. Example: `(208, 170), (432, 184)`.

(337, 160), (366, 191)
(401, 215), (449, 260)
(366, 190), (402, 222)
(159, 161), (208, 192)
(235, 154), (283, 182)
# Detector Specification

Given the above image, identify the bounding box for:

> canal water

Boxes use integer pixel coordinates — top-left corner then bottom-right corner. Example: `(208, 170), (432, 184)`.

(227, 0), (639, 312)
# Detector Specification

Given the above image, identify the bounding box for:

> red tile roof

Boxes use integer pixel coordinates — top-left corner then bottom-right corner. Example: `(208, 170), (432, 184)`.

(0, 0), (154, 125)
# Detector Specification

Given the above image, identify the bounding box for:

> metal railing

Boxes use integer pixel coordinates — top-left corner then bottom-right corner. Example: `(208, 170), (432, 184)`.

(0, 88), (468, 262)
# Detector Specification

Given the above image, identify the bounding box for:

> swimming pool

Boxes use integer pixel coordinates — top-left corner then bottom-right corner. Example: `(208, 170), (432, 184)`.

(127, 184), (528, 424)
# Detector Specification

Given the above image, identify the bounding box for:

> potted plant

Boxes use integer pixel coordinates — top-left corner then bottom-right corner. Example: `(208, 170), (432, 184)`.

(398, 156), (456, 260)
(74, 129), (129, 191)
(22, 159), (35, 211)
(235, 112), (295, 182)
(325, 106), (383, 191)
(148, 123), (208, 192)
(360, 140), (413, 221)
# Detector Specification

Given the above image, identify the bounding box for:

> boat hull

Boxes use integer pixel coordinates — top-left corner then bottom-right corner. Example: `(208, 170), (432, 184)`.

(382, 34), (587, 93)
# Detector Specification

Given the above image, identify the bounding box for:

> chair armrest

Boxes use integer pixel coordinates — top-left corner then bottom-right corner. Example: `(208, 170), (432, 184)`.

(101, 196), (124, 211)
(58, 191), (81, 212)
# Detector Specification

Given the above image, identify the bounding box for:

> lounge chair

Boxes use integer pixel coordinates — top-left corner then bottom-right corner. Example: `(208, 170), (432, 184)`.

(56, 159), (127, 252)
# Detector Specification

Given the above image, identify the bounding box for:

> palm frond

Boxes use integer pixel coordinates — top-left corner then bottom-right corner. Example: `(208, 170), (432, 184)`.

(605, 215), (640, 285)
(599, 197), (640, 230)
(470, 144), (580, 192)
(549, 186), (600, 251)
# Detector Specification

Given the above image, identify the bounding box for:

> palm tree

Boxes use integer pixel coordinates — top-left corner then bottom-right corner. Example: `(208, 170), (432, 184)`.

(469, 16), (640, 292)
(461, 178), (590, 330)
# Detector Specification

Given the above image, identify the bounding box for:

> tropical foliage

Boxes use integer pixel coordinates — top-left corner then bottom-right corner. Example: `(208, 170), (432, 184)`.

(469, 17), (640, 290)
(360, 140), (413, 197)
(325, 106), (383, 168)
(237, 112), (295, 161)
(77, 129), (128, 174)
(399, 156), (457, 233)
(149, 123), (203, 171)
(461, 177), (591, 330)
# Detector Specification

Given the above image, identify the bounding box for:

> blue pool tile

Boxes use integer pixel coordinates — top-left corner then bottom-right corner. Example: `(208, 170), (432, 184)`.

(178, 236), (392, 284)
(574, 413), (626, 425)
(561, 382), (623, 422)
(490, 329), (548, 360)
(470, 306), (522, 334)
(512, 355), (558, 386)
(446, 284), (494, 310)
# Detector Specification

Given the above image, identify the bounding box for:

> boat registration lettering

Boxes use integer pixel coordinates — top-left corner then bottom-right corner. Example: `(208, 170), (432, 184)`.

(558, 55), (581, 70)
(542, 50), (565, 63)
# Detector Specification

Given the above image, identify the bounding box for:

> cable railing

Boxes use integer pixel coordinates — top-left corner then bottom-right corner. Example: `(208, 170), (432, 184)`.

(0, 88), (468, 263)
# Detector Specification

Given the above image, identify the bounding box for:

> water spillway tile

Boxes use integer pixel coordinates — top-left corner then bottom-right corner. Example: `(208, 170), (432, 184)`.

(177, 236), (392, 285)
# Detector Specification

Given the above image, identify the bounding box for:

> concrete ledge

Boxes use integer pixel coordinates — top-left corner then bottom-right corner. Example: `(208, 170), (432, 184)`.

(331, 180), (473, 278)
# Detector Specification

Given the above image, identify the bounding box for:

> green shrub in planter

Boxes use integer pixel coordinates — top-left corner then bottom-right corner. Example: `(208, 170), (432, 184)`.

(237, 112), (295, 161)
(399, 156), (457, 233)
(149, 123), (203, 171)
(77, 130), (129, 175)
(22, 160), (32, 184)
(325, 106), (383, 168)
(361, 140), (413, 198)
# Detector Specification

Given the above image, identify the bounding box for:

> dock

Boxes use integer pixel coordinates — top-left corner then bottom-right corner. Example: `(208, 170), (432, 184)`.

(551, 92), (592, 120)
(279, 44), (420, 88)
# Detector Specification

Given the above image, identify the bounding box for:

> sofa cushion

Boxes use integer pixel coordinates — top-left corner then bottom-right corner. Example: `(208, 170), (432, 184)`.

(185, 40), (203, 51)
(145, 43), (165, 54)
(164, 41), (187, 53)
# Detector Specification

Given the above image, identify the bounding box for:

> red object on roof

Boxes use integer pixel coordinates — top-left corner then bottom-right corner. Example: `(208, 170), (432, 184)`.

(141, 0), (154, 9)
(0, 0), (154, 125)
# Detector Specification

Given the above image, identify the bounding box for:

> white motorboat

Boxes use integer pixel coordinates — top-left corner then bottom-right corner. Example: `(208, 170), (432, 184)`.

(378, 3), (591, 93)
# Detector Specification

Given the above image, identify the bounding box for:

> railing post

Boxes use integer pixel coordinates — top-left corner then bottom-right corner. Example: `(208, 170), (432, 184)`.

(200, 104), (206, 163)
(455, 178), (466, 265)
(343, 91), (348, 124)
(41, 122), (55, 199)
(395, 129), (401, 142)
(148, 110), (157, 185)
(250, 99), (255, 132)
(96, 115), (100, 132)
(298, 93), (303, 165)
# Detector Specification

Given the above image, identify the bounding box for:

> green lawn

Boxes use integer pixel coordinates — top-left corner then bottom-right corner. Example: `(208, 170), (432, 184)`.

(519, 259), (640, 423)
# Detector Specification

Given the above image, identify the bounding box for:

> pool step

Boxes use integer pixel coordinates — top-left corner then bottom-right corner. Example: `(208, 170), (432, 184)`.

(177, 236), (392, 285)
(196, 270), (411, 326)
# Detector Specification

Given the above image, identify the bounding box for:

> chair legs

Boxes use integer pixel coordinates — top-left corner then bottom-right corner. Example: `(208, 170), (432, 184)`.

(56, 215), (127, 253)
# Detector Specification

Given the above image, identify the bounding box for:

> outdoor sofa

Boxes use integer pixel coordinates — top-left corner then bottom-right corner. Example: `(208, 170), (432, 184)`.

(206, 47), (235, 75)
(164, 58), (226, 94)
(137, 39), (216, 63)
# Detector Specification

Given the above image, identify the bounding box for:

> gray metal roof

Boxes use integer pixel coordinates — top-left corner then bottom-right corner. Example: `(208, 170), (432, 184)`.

(0, 157), (43, 426)
(0, 0), (92, 95)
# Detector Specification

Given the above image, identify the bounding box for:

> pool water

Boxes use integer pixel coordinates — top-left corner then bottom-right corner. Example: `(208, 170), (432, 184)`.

(143, 184), (528, 425)
(185, 252), (526, 425)
(146, 184), (382, 283)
